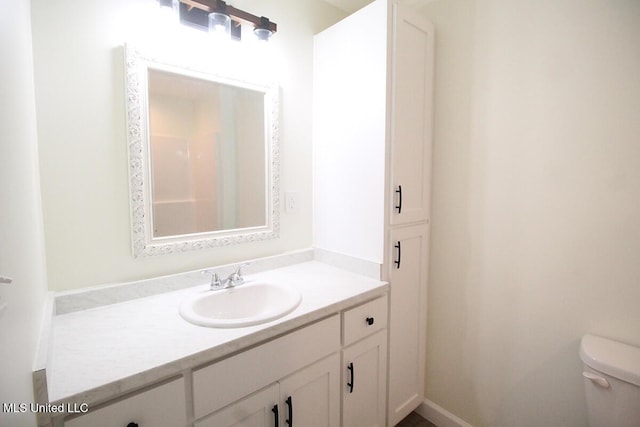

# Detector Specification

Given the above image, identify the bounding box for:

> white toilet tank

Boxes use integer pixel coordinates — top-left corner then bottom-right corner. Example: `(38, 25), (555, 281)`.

(580, 334), (640, 427)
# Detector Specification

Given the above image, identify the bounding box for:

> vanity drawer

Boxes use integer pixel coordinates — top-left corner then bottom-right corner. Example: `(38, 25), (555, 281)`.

(343, 295), (388, 346)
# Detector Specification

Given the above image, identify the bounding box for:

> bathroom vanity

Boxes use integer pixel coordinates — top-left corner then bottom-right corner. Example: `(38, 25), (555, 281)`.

(34, 258), (388, 427)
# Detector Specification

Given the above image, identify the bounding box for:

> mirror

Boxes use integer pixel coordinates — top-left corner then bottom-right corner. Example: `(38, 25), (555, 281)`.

(148, 69), (267, 237)
(125, 45), (279, 257)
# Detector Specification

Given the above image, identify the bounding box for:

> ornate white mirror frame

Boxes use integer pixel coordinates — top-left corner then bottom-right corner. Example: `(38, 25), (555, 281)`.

(124, 44), (280, 257)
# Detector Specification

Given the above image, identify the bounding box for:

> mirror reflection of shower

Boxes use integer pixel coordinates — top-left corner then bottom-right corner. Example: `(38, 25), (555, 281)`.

(147, 68), (266, 238)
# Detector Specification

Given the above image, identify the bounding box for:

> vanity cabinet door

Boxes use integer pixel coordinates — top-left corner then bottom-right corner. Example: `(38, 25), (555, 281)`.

(342, 330), (387, 427)
(194, 384), (279, 427)
(278, 353), (340, 427)
(63, 378), (186, 427)
(388, 225), (429, 425)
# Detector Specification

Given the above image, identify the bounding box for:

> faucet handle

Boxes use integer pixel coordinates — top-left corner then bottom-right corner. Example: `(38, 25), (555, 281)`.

(210, 272), (224, 290)
(234, 263), (250, 276)
(229, 263), (250, 286)
(202, 269), (223, 290)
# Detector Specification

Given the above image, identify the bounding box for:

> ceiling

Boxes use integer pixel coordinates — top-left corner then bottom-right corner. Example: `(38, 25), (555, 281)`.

(321, 0), (434, 14)
(321, 0), (374, 14)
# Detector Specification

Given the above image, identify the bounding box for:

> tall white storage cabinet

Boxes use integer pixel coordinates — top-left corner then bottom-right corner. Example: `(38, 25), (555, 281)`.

(313, 0), (434, 425)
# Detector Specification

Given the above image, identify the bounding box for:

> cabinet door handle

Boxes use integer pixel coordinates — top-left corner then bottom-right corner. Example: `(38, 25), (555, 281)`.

(286, 396), (293, 426)
(272, 404), (279, 427)
(395, 185), (402, 214)
(126, 423), (138, 427)
(366, 317), (375, 326)
(394, 241), (401, 269)
(347, 362), (355, 393)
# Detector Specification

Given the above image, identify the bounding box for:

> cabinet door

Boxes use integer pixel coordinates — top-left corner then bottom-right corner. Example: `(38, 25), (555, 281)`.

(388, 225), (429, 426)
(342, 330), (387, 427)
(194, 384), (279, 427)
(64, 378), (186, 427)
(278, 353), (340, 427)
(389, 3), (435, 226)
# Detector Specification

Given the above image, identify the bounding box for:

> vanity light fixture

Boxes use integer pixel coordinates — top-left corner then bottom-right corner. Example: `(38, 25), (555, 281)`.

(158, 0), (277, 41)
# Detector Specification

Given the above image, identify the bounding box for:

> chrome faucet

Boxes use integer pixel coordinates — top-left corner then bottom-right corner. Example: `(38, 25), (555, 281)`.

(204, 263), (249, 291)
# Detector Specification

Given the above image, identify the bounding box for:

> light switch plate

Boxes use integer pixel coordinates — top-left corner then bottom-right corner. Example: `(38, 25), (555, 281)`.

(285, 192), (299, 214)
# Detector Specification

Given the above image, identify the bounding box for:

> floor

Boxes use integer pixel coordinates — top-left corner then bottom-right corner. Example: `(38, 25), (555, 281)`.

(396, 411), (437, 427)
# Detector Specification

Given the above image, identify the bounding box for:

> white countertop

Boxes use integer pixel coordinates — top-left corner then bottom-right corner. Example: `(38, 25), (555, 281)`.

(47, 261), (387, 407)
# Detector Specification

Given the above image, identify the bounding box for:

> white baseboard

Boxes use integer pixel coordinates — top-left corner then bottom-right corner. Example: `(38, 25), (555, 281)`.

(416, 399), (474, 427)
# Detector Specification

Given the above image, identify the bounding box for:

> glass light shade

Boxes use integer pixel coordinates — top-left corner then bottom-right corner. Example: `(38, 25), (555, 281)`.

(156, 0), (180, 24)
(253, 27), (273, 41)
(208, 12), (231, 37)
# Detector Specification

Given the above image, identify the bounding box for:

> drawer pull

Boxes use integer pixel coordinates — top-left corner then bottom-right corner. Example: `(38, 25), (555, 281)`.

(366, 317), (375, 326)
(126, 423), (138, 427)
(272, 404), (279, 427)
(347, 362), (354, 393)
(286, 396), (293, 426)
(395, 185), (402, 213)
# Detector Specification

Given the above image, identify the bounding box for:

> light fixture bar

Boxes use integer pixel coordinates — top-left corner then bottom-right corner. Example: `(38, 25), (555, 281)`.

(180, 0), (277, 33)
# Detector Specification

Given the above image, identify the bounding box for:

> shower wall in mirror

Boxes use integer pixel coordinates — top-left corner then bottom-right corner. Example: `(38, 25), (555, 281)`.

(125, 45), (279, 257)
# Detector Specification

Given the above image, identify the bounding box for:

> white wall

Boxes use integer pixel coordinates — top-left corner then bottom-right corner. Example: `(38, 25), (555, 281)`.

(30, 0), (345, 291)
(0, 1), (49, 425)
(419, 1), (640, 426)
(313, 0), (387, 264)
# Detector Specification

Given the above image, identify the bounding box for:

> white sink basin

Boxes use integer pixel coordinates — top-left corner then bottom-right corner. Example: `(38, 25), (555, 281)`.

(179, 282), (302, 328)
